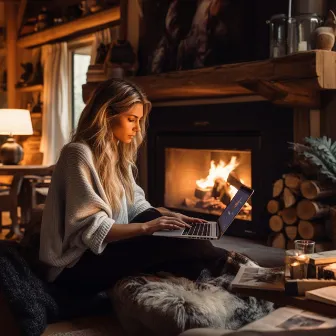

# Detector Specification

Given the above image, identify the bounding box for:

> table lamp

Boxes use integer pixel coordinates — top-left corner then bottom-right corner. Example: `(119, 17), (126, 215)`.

(0, 109), (33, 165)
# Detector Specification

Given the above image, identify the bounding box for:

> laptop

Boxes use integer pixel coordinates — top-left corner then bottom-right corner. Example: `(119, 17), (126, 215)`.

(153, 185), (254, 240)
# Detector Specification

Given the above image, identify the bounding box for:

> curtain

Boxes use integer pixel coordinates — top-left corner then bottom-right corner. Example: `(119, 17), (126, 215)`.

(90, 26), (120, 64)
(40, 43), (70, 165)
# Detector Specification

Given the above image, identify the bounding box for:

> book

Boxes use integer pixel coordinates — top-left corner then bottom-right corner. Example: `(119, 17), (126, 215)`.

(231, 266), (284, 291)
(308, 250), (336, 265)
(240, 307), (336, 331)
(305, 286), (336, 306)
(285, 278), (336, 296)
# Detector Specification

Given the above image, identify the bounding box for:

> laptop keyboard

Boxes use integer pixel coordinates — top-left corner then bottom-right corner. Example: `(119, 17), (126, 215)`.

(182, 223), (211, 237)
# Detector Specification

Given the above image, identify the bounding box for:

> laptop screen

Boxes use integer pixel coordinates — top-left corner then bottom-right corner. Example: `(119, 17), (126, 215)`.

(218, 186), (254, 233)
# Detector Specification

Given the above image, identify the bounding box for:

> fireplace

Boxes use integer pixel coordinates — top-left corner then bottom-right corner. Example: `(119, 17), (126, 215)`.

(164, 147), (252, 221)
(144, 100), (294, 240)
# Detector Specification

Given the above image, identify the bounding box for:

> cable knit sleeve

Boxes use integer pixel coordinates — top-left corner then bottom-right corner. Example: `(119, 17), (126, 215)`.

(128, 168), (152, 222)
(61, 145), (114, 255)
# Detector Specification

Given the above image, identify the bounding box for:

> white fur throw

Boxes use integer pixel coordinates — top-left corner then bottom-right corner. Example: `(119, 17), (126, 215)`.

(111, 258), (274, 336)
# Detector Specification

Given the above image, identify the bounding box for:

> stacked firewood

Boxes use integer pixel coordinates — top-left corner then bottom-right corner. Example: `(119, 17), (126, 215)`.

(267, 173), (336, 251)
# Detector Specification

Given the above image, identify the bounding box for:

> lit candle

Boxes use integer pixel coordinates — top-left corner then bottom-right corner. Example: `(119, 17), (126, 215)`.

(290, 261), (302, 279)
(296, 254), (308, 263)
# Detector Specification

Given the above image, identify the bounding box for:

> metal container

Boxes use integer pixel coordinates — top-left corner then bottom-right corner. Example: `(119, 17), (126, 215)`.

(267, 14), (288, 58)
(288, 13), (323, 53)
(293, 0), (326, 16)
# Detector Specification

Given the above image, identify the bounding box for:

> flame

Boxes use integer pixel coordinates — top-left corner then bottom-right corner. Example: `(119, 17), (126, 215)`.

(196, 157), (239, 193)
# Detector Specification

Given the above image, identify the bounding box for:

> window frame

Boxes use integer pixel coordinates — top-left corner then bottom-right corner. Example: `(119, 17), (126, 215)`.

(67, 35), (93, 130)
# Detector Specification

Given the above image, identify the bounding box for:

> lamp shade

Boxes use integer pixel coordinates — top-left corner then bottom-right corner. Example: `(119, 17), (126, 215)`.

(0, 109), (33, 135)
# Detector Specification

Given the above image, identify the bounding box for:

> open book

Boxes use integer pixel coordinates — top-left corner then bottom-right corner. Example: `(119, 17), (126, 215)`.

(231, 266), (284, 291)
(305, 286), (336, 306)
(240, 307), (336, 331)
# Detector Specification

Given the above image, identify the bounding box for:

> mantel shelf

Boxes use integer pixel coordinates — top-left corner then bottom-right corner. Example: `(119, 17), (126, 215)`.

(17, 6), (120, 49)
(83, 50), (336, 108)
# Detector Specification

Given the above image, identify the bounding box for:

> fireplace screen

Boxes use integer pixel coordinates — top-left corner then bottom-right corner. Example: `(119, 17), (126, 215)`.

(164, 148), (252, 220)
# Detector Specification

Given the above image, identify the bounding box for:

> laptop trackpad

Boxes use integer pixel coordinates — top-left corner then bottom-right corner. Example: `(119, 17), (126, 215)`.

(153, 229), (184, 236)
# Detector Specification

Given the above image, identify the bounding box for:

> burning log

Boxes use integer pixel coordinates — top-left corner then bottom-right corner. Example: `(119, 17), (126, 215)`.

(267, 199), (283, 214)
(285, 225), (298, 241)
(194, 187), (212, 200)
(283, 187), (298, 208)
(273, 179), (284, 198)
(281, 207), (298, 225)
(300, 180), (336, 200)
(298, 220), (327, 240)
(267, 232), (286, 249)
(284, 173), (305, 190)
(297, 199), (330, 220)
(227, 172), (243, 190)
(269, 215), (284, 232)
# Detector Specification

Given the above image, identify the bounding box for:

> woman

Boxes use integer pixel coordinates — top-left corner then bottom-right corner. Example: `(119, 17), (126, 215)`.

(39, 78), (224, 295)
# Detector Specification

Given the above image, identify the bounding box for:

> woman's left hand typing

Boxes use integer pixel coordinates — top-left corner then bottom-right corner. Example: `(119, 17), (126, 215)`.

(171, 212), (208, 224)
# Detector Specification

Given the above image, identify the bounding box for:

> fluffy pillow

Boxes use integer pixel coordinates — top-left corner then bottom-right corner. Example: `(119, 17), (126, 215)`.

(110, 273), (273, 336)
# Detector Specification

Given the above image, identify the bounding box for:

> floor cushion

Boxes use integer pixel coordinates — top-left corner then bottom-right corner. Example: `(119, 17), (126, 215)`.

(110, 271), (273, 336)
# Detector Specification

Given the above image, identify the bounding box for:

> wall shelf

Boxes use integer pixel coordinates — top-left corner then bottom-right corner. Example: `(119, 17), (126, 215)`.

(83, 50), (336, 109)
(16, 84), (43, 93)
(17, 6), (120, 49)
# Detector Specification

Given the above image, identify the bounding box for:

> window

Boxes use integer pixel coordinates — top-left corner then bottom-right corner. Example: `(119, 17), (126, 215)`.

(69, 43), (92, 129)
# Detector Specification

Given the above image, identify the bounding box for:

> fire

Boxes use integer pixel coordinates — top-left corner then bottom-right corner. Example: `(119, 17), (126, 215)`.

(196, 157), (241, 200)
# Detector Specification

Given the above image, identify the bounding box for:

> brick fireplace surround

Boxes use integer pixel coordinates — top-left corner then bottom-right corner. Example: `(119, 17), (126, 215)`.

(83, 50), (336, 241)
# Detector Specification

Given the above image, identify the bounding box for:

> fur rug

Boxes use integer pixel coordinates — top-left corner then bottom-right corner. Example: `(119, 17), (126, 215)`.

(111, 251), (276, 336)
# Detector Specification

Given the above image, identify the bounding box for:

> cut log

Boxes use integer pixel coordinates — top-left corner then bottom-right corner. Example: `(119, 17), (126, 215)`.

(283, 187), (297, 208)
(267, 199), (282, 214)
(281, 207), (298, 225)
(267, 232), (286, 249)
(300, 180), (336, 200)
(273, 179), (284, 198)
(194, 187), (212, 200)
(296, 199), (330, 220)
(269, 215), (284, 232)
(298, 220), (326, 240)
(328, 206), (336, 248)
(284, 173), (305, 190)
(285, 225), (298, 241)
(286, 240), (295, 249)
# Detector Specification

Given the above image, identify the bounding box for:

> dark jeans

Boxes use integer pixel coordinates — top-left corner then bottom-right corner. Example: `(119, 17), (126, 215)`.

(54, 208), (225, 295)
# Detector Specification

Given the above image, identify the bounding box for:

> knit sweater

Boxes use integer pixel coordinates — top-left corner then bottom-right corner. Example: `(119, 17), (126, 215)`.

(39, 142), (152, 282)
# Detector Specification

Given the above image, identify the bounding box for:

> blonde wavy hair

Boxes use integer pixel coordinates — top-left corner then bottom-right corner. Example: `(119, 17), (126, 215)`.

(71, 78), (151, 213)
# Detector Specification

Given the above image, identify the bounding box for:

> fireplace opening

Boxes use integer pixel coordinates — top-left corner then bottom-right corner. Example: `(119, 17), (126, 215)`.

(165, 148), (252, 220)
(145, 101), (294, 239)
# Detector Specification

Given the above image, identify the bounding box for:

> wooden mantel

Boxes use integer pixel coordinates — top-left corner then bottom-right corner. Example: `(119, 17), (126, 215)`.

(83, 50), (336, 108)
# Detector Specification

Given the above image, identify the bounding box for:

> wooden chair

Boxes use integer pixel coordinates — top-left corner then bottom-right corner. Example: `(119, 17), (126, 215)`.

(0, 174), (24, 239)
(19, 166), (54, 226)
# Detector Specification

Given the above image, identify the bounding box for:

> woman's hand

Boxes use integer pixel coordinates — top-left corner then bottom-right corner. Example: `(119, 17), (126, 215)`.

(142, 216), (191, 235)
(171, 212), (208, 224)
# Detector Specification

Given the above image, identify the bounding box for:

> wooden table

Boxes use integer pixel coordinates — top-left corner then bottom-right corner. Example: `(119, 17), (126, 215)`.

(232, 287), (336, 317)
(0, 164), (53, 238)
(0, 165), (52, 176)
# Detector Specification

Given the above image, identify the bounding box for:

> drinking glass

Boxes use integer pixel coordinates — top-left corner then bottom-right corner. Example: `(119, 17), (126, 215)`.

(285, 249), (309, 279)
(294, 240), (315, 254)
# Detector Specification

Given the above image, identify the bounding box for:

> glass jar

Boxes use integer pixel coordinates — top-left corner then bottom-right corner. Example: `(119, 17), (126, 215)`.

(267, 14), (287, 58)
(288, 13), (323, 53)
